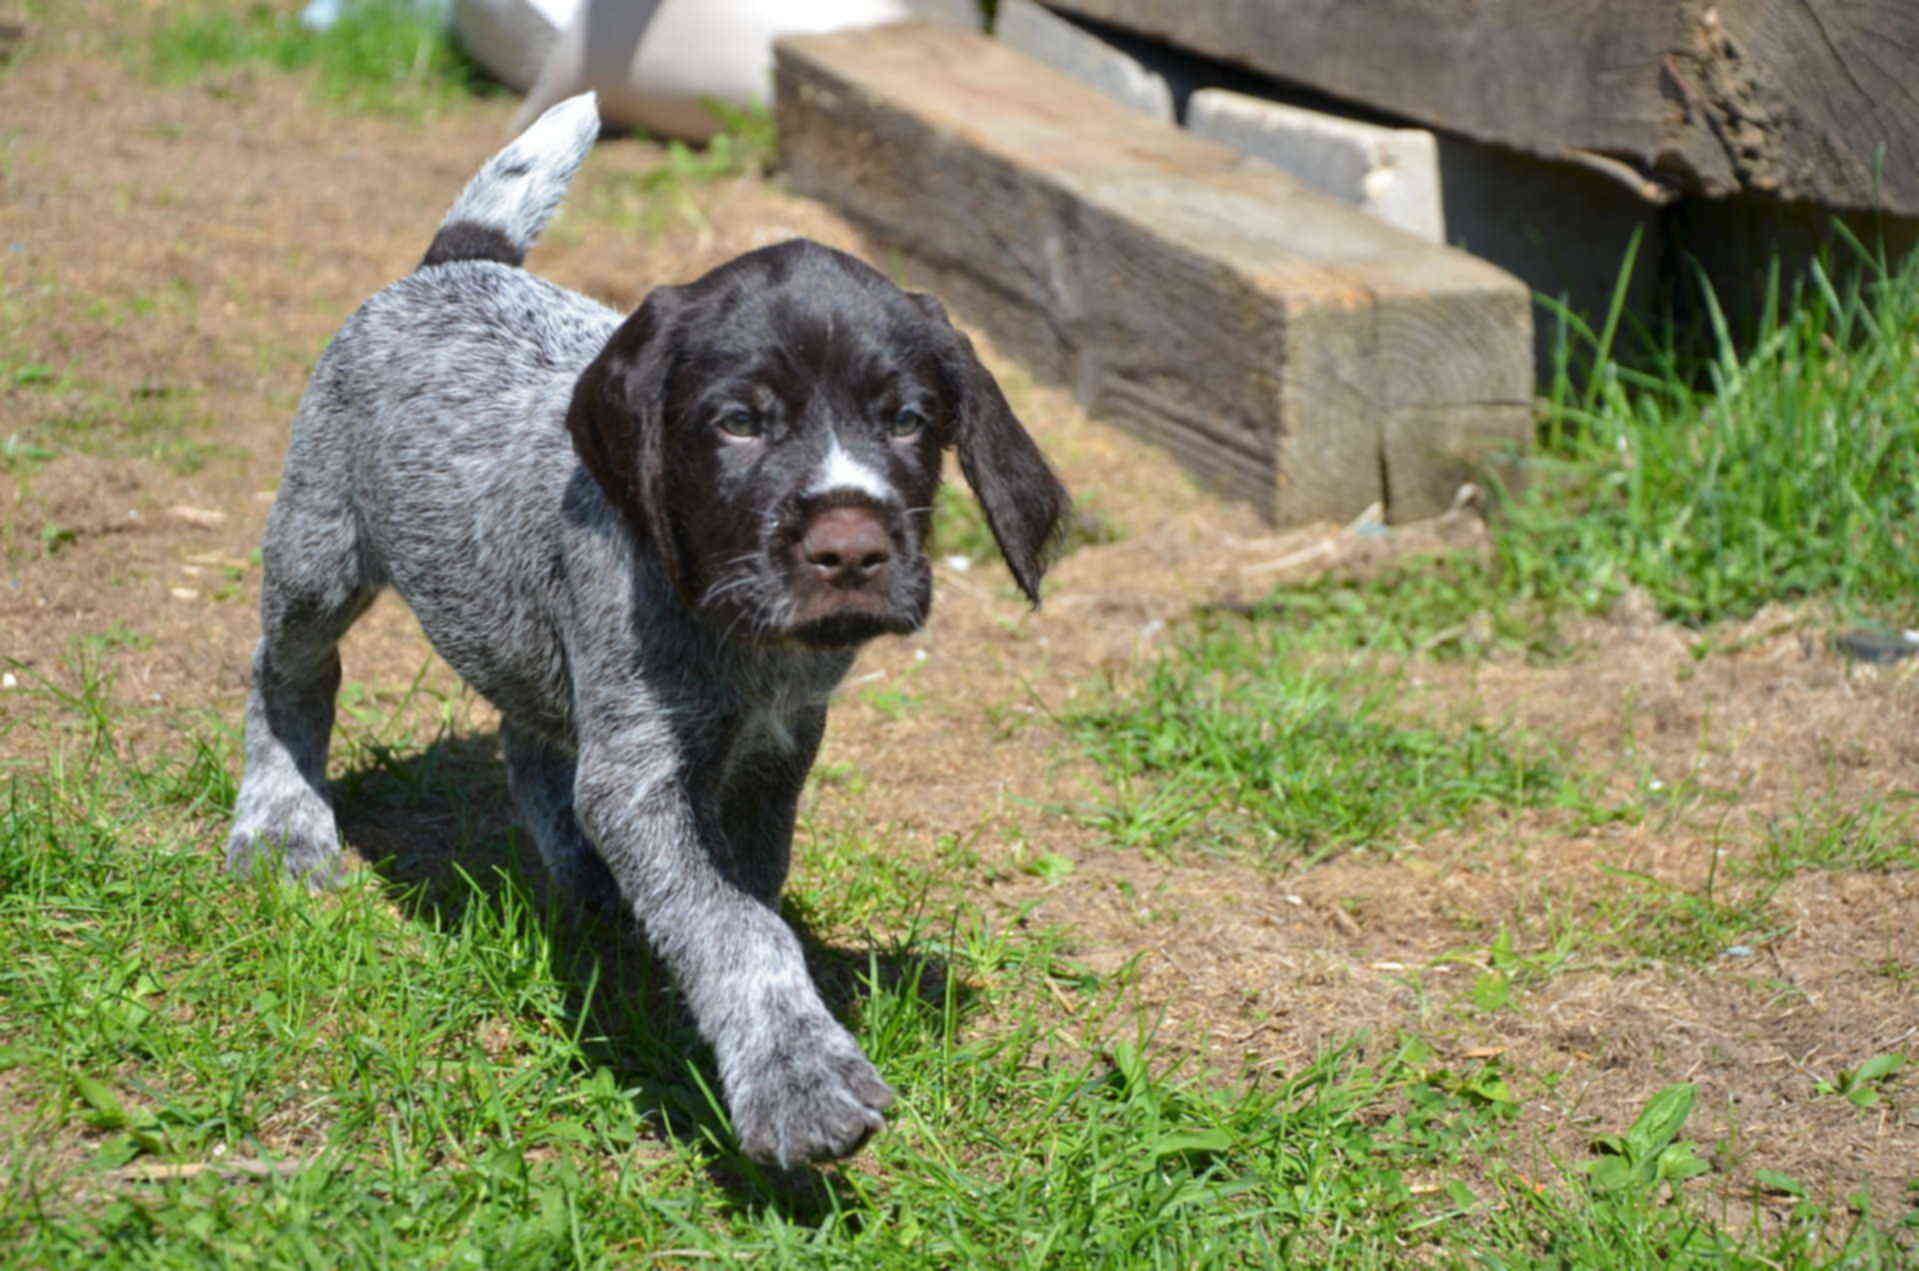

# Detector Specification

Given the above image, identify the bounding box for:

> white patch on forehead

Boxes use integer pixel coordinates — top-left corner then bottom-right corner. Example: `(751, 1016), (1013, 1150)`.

(809, 434), (896, 503)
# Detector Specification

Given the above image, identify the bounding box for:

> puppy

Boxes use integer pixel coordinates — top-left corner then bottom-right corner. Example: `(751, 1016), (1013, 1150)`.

(225, 93), (1069, 1166)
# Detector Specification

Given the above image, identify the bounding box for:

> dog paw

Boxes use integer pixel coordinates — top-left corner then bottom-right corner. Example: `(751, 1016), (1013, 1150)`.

(224, 827), (343, 889)
(729, 1020), (895, 1167)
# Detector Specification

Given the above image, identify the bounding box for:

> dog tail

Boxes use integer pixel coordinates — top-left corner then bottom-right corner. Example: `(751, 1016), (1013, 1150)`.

(421, 92), (600, 271)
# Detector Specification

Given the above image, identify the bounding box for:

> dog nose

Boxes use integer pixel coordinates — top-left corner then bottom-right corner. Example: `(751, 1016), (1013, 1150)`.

(799, 507), (892, 588)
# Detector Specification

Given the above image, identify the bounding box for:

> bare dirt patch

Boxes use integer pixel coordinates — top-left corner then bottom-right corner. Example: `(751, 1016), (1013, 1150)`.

(3, 0), (1912, 1224)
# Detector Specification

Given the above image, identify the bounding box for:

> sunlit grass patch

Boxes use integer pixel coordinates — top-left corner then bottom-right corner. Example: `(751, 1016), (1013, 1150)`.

(1592, 866), (1783, 965)
(3, 629), (1913, 1264)
(1502, 234), (1919, 628)
(1064, 616), (1611, 864)
(0, 690), (1515, 1265)
(147, 0), (491, 115)
(1750, 799), (1919, 880)
(1226, 555), (1575, 663)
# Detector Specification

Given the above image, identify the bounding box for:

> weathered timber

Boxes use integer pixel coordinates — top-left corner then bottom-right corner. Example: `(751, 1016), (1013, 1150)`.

(775, 23), (1531, 525)
(1043, 0), (1919, 216)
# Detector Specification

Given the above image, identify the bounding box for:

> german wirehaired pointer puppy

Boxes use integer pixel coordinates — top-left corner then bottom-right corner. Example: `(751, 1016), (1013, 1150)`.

(226, 94), (1069, 1165)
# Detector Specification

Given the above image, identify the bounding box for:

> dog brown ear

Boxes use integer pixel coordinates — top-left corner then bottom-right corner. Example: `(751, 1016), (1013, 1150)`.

(912, 294), (1071, 605)
(566, 286), (689, 596)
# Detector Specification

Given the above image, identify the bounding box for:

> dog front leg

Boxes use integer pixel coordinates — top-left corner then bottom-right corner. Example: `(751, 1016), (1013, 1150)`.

(717, 706), (825, 907)
(574, 739), (893, 1166)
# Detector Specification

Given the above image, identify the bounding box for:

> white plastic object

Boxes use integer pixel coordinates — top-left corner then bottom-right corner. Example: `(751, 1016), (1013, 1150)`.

(454, 0), (912, 141)
(451, 0), (576, 93)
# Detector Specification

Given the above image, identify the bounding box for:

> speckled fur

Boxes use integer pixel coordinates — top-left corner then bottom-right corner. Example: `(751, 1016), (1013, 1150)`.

(225, 95), (1068, 1166)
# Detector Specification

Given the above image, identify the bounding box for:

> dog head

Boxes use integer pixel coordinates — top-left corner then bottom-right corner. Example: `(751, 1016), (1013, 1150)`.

(566, 240), (1069, 649)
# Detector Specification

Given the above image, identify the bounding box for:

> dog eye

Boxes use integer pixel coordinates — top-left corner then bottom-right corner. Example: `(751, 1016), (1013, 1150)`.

(717, 408), (762, 439)
(890, 407), (927, 438)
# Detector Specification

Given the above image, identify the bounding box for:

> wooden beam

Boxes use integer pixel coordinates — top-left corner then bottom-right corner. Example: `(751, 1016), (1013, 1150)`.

(1044, 0), (1919, 216)
(775, 23), (1532, 526)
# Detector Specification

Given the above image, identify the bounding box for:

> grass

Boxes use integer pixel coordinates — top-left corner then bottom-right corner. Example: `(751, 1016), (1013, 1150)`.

(1, 362), (223, 478)
(1751, 801), (1919, 880)
(0, 279), (236, 488)
(1064, 614), (1605, 864)
(1497, 234), (1919, 627)
(1595, 866), (1782, 965)
(147, 0), (490, 115)
(3, 652), (1912, 1266)
(1213, 556), (1574, 663)
(1436, 859), (1788, 1009)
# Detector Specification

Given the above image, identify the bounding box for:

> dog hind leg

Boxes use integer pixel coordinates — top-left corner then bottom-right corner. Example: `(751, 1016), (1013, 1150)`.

(502, 722), (619, 909)
(226, 497), (375, 886)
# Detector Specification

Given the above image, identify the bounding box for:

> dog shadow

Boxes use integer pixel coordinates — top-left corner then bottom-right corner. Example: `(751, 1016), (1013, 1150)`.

(330, 727), (963, 1220)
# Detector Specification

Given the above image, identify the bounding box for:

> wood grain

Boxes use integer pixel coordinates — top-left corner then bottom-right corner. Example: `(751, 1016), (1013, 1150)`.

(1045, 0), (1919, 215)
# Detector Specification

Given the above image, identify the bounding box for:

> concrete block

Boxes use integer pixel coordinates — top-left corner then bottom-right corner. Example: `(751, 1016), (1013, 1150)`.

(775, 23), (1533, 526)
(1188, 88), (1443, 244)
(996, 0), (1172, 123)
(900, 0), (983, 30)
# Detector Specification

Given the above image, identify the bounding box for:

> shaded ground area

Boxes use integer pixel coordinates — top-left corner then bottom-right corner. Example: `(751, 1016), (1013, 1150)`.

(2, 0), (1913, 1241)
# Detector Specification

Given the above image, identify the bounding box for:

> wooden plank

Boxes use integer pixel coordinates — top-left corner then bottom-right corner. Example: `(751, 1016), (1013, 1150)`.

(1044, 0), (1919, 216)
(774, 23), (1531, 526)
